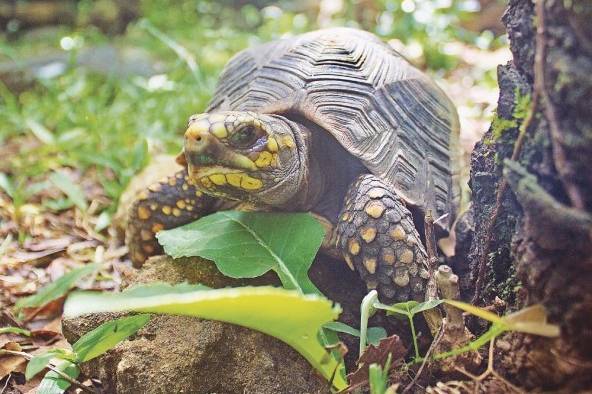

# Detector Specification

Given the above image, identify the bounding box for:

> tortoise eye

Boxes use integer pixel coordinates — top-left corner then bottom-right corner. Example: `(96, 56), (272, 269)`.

(229, 125), (258, 148)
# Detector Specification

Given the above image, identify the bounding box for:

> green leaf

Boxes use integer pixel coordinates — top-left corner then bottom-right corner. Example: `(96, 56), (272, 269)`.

(63, 283), (347, 390)
(157, 211), (326, 295)
(359, 290), (379, 355)
(410, 299), (444, 314)
(323, 321), (360, 337)
(443, 299), (504, 324)
(368, 353), (392, 394)
(323, 323), (386, 346)
(26, 349), (75, 380)
(368, 363), (386, 394)
(94, 211), (111, 232)
(43, 198), (74, 211)
(131, 138), (149, 172)
(73, 314), (151, 362)
(37, 360), (79, 394)
(502, 304), (560, 337)
(375, 300), (419, 317)
(367, 327), (388, 346)
(0, 326), (30, 336)
(15, 263), (99, 310)
(49, 171), (87, 211)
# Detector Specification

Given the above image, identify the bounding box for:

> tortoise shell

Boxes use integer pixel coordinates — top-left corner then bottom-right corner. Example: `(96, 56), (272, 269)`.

(206, 28), (460, 228)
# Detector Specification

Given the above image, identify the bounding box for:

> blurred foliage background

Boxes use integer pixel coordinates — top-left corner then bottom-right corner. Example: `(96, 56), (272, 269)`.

(0, 0), (509, 237)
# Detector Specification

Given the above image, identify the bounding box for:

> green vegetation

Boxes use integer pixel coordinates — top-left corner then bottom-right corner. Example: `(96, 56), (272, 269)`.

(157, 211), (326, 294)
(23, 314), (150, 393)
(0, 0), (503, 230)
(63, 283), (347, 389)
(1, 2), (522, 392)
(358, 290), (558, 368)
(486, 88), (532, 145)
(368, 354), (395, 394)
(14, 263), (100, 313)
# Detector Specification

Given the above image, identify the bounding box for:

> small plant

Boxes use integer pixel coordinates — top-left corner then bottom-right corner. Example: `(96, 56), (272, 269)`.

(368, 354), (396, 394)
(358, 290), (559, 366)
(359, 290), (443, 360)
(1, 314), (150, 393)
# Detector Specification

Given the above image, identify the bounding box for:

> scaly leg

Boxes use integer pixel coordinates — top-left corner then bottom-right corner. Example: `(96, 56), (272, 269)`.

(126, 169), (217, 267)
(336, 174), (429, 302)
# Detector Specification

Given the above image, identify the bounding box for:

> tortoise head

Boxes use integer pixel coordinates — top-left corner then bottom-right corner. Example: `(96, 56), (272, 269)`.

(180, 111), (307, 206)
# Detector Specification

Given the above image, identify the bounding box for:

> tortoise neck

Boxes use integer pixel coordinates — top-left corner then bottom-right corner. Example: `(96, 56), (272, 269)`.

(271, 112), (365, 219)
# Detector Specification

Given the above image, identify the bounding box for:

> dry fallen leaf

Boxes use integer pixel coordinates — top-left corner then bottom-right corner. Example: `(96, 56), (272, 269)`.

(346, 334), (407, 392)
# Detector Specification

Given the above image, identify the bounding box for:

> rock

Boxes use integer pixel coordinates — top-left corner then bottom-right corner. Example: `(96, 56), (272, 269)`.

(62, 256), (329, 393)
(64, 313), (328, 393)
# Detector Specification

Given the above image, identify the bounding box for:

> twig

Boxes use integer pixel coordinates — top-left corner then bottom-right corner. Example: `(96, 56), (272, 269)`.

(455, 339), (525, 394)
(0, 349), (95, 394)
(1, 373), (10, 394)
(402, 324), (444, 393)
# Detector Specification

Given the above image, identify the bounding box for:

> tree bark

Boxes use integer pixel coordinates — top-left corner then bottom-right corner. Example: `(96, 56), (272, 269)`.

(456, 0), (592, 390)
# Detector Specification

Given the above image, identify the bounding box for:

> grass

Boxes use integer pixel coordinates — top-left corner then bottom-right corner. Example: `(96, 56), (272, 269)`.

(0, 0), (502, 233)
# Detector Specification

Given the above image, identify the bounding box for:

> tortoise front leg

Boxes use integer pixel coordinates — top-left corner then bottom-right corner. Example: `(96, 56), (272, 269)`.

(336, 174), (429, 302)
(126, 169), (217, 267)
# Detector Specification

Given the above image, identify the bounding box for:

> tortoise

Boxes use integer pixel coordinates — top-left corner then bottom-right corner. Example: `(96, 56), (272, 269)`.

(126, 28), (460, 302)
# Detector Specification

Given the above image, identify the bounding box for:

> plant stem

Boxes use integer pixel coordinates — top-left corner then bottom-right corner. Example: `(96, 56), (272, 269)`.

(359, 290), (378, 355)
(408, 315), (420, 361)
(0, 349), (95, 393)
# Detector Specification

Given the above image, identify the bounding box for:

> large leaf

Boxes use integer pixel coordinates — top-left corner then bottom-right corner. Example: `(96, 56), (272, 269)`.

(15, 263), (99, 310)
(63, 283), (347, 389)
(157, 211), (325, 295)
(73, 314), (152, 362)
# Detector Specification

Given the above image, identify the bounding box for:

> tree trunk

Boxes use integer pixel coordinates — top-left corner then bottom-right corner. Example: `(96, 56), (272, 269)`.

(457, 0), (592, 390)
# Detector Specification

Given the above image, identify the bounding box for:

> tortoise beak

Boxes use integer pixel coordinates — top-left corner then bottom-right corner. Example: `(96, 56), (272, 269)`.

(183, 120), (257, 174)
(184, 121), (215, 153)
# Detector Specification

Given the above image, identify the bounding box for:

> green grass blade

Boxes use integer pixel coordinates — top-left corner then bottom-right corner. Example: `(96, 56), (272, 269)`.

(0, 326), (30, 336)
(26, 349), (74, 380)
(15, 263), (99, 310)
(49, 171), (88, 211)
(26, 119), (55, 145)
(443, 299), (504, 324)
(73, 314), (152, 362)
